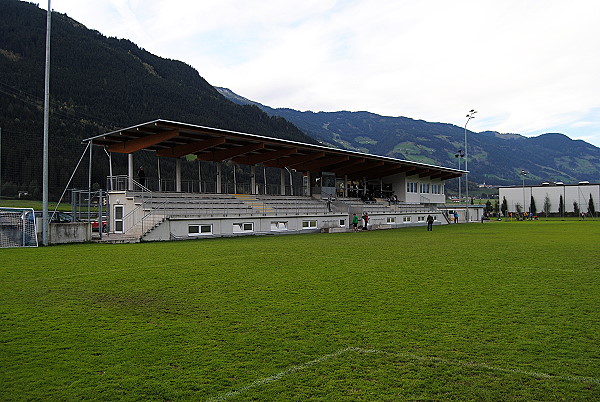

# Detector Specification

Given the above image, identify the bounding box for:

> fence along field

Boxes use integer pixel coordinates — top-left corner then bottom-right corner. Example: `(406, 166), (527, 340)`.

(1, 220), (598, 400)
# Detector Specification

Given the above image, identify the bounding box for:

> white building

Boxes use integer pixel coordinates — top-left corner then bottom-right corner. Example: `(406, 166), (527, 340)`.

(499, 182), (599, 215)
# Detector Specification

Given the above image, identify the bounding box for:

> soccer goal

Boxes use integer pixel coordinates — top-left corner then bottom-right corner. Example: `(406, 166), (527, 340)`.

(0, 208), (38, 248)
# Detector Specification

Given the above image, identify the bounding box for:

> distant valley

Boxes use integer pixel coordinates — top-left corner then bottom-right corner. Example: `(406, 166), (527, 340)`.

(217, 88), (600, 187)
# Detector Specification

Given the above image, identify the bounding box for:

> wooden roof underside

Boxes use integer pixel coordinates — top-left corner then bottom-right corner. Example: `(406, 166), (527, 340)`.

(86, 120), (463, 181)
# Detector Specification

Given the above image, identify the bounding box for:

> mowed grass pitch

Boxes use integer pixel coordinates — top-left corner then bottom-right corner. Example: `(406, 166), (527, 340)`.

(1, 221), (599, 400)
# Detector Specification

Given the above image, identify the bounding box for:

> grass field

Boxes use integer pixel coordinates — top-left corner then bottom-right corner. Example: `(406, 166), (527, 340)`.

(1, 220), (599, 400)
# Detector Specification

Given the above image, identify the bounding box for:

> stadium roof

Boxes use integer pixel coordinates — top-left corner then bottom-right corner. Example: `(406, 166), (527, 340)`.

(85, 119), (464, 181)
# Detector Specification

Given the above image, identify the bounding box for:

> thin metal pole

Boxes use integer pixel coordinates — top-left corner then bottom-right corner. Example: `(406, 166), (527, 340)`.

(157, 157), (161, 191)
(88, 141), (92, 221)
(198, 160), (202, 193)
(0, 127), (2, 201)
(98, 189), (103, 240)
(464, 110), (476, 222)
(42, 0), (51, 246)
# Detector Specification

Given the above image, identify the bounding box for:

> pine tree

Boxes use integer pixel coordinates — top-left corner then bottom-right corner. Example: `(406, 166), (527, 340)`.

(543, 195), (552, 217)
(501, 197), (508, 216)
(589, 194), (596, 216)
(559, 195), (565, 217)
(530, 196), (537, 215)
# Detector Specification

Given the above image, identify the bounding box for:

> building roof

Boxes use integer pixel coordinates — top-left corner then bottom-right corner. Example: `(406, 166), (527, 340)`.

(85, 119), (463, 181)
(499, 182), (599, 189)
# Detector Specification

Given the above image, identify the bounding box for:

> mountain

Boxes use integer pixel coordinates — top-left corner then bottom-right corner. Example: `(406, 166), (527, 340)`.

(217, 87), (600, 187)
(0, 0), (315, 199)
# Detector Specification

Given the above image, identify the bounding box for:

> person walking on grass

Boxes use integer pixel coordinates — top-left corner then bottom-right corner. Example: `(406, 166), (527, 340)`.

(352, 213), (359, 231)
(427, 214), (434, 231)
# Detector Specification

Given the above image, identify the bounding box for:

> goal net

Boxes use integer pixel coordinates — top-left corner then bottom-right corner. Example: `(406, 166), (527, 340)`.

(0, 208), (38, 248)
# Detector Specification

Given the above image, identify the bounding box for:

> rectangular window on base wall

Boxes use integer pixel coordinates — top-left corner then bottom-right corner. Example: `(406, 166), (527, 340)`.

(403, 216), (411, 223)
(302, 220), (317, 229)
(386, 217), (396, 224)
(233, 222), (254, 233)
(189, 224), (212, 236)
(270, 221), (288, 231)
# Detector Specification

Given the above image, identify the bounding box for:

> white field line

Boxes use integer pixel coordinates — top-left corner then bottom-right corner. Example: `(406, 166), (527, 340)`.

(208, 347), (381, 401)
(209, 347), (600, 401)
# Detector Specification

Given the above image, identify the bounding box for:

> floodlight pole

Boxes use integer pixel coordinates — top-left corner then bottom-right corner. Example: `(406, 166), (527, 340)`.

(464, 109), (477, 222)
(42, 0), (52, 246)
(454, 149), (464, 205)
(520, 170), (527, 213)
(0, 127), (2, 201)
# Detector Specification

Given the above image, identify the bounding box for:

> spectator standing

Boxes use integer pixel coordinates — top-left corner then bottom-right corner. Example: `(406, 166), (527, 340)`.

(426, 214), (434, 231)
(137, 166), (146, 187)
(352, 213), (359, 231)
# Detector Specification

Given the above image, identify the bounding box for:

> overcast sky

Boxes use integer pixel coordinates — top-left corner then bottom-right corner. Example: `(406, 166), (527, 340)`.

(42, 0), (600, 147)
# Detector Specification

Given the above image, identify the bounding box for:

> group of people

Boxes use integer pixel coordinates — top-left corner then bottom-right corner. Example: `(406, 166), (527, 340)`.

(352, 212), (369, 231)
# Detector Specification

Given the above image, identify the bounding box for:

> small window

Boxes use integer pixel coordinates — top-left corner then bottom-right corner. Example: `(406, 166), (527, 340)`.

(418, 216), (425, 222)
(339, 219), (345, 227)
(233, 222), (254, 233)
(302, 220), (317, 229)
(189, 224), (212, 236)
(386, 217), (396, 224)
(271, 221), (288, 231)
(403, 216), (411, 223)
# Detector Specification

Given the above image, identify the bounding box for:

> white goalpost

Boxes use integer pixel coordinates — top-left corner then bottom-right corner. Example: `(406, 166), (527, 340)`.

(0, 208), (38, 248)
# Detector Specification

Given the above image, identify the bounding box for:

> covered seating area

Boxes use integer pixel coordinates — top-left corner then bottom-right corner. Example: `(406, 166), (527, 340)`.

(84, 119), (463, 241)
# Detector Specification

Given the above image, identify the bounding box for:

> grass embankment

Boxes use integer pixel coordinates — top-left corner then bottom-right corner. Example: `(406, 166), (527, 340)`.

(1, 221), (599, 400)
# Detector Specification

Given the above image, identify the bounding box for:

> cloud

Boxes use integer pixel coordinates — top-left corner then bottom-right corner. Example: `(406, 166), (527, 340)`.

(48, 0), (600, 147)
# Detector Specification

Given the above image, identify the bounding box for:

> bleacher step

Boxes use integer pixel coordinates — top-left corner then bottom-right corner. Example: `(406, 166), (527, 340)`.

(234, 194), (275, 213)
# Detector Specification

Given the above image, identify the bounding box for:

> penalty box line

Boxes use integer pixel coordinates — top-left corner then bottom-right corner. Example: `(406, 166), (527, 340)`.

(210, 347), (600, 401)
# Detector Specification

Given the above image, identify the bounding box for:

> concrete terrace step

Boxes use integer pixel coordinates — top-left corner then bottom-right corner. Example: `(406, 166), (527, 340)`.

(234, 194), (275, 213)
(93, 233), (140, 244)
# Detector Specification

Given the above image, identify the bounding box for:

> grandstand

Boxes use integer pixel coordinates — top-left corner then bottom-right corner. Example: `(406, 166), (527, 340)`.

(83, 119), (464, 243)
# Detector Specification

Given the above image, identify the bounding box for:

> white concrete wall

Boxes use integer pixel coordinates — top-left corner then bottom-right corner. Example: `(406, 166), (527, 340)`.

(141, 210), (453, 241)
(384, 173), (446, 204)
(37, 223), (91, 244)
(500, 184), (600, 214)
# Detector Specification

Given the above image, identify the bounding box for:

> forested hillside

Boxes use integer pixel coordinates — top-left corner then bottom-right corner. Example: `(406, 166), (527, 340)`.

(217, 88), (600, 187)
(0, 0), (314, 199)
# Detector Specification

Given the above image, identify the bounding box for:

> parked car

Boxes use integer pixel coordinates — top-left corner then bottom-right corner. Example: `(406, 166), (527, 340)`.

(92, 218), (107, 232)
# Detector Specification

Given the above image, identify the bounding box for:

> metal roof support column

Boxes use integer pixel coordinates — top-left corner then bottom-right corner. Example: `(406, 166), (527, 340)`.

(344, 175), (348, 197)
(175, 158), (182, 192)
(197, 160), (202, 193)
(216, 162), (222, 194)
(280, 169), (286, 195)
(305, 171), (311, 197)
(251, 165), (256, 195)
(128, 154), (134, 191)
(263, 166), (267, 195)
(157, 157), (161, 191)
